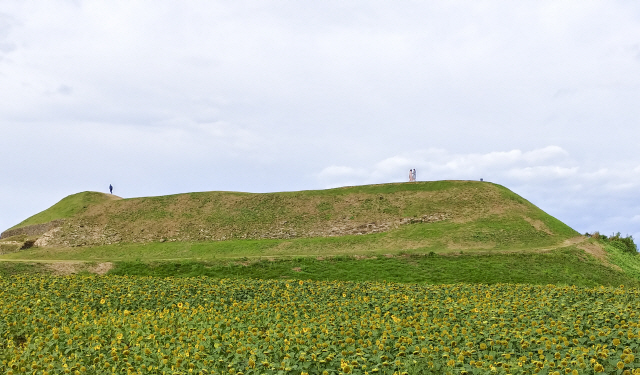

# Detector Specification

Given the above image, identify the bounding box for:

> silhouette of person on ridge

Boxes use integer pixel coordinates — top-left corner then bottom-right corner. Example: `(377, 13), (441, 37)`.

(109, 184), (113, 194)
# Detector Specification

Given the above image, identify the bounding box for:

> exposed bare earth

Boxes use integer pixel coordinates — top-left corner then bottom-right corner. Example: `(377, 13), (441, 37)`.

(44, 261), (114, 275)
(34, 227), (62, 247)
(0, 259), (114, 275)
(524, 217), (553, 235)
(561, 236), (588, 247)
(577, 241), (621, 270)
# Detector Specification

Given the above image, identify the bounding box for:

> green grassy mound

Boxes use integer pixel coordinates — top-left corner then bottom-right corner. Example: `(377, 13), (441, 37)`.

(1, 181), (578, 253)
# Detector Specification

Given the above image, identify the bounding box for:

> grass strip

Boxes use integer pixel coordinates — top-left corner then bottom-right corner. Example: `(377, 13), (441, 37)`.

(0, 262), (48, 276)
(109, 246), (640, 287)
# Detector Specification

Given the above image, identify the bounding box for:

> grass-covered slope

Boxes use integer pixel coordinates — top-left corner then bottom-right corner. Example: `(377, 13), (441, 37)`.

(105, 246), (640, 287)
(8, 191), (121, 230)
(2, 181), (577, 253)
(602, 241), (640, 280)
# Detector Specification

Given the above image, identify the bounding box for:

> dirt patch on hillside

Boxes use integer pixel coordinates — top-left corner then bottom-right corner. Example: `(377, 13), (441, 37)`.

(276, 241), (293, 249)
(88, 262), (114, 274)
(44, 261), (114, 275)
(353, 254), (377, 260)
(446, 241), (496, 250)
(577, 241), (620, 270)
(563, 236), (588, 247)
(524, 217), (553, 235)
(45, 262), (83, 275)
(34, 227), (62, 247)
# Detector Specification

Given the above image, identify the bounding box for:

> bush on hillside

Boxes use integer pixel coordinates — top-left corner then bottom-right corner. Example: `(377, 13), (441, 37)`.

(587, 231), (638, 255)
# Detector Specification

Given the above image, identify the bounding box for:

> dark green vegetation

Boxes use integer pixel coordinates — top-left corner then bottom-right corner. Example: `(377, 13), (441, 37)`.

(588, 231), (638, 255)
(603, 241), (640, 280)
(0, 261), (47, 276)
(108, 245), (640, 288)
(5, 239), (639, 289)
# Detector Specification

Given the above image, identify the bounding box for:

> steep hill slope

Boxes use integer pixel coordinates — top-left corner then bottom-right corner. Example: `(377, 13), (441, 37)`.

(7, 191), (122, 231)
(1, 181), (577, 252)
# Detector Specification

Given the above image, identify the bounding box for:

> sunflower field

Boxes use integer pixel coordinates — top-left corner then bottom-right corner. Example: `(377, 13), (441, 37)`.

(1, 275), (640, 375)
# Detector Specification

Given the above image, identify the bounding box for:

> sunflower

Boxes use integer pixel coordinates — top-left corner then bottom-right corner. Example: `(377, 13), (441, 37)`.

(594, 363), (604, 373)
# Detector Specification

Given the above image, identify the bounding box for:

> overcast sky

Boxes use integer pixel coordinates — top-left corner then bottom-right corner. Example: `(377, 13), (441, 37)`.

(1, 1), (639, 241)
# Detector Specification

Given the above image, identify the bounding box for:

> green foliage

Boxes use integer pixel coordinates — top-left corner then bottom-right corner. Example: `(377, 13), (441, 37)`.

(0, 262), (46, 276)
(588, 231), (638, 255)
(0, 243), (21, 254)
(316, 201), (333, 211)
(602, 241), (640, 281)
(108, 247), (640, 287)
(2, 275), (640, 374)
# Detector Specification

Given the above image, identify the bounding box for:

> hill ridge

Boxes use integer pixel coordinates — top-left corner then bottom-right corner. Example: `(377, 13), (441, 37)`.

(1, 181), (577, 253)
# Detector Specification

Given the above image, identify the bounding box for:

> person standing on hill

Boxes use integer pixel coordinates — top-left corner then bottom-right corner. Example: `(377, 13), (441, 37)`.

(413, 169), (417, 182)
(409, 169), (413, 182)
(109, 184), (113, 194)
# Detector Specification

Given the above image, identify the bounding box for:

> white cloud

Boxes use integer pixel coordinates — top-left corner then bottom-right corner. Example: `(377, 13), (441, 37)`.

(318, 166), (359, 179)
(317, 166), (374, 188)
(506, 166), (579, 182)
(317, 146), (578, 186)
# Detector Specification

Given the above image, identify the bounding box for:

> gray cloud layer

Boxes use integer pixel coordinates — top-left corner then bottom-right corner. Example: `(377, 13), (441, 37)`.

(1, 1), (639, 239)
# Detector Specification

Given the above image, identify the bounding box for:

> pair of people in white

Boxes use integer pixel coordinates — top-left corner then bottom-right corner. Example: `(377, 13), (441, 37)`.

(409, 169), (416, 182)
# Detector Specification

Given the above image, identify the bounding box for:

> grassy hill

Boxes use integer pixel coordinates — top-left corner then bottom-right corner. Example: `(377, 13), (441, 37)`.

(7, 180), (639, 287)
(1, 181), (576, 252)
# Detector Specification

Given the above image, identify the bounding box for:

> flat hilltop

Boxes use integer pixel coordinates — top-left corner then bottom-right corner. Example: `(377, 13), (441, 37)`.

(3, 180), (639, 287)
